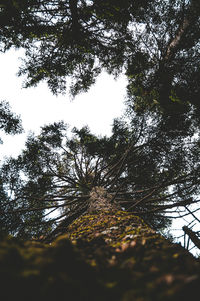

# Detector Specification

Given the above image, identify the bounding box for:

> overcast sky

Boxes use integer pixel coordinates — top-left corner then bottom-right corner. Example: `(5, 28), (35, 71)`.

(0, 49), (127, 158)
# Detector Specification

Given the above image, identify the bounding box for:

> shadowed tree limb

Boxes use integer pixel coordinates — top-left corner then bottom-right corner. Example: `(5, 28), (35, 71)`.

(183, 226), (200, 250)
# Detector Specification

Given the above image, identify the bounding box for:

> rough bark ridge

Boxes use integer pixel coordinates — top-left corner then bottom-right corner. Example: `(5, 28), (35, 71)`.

(0, 210), (200, 301)
(88, 186), (120, 213)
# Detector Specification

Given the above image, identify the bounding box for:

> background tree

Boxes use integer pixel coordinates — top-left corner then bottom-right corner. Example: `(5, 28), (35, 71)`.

(0, 100), (23, 238)
(2, 114), (200, 240)
(0, 0), (199, 115)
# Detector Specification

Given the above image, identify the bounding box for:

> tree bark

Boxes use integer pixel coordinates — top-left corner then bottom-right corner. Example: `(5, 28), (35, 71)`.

(1, 209), (200, 301)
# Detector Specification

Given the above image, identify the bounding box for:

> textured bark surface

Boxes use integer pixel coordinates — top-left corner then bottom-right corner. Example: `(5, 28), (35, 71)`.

(0, 210), (200, 301)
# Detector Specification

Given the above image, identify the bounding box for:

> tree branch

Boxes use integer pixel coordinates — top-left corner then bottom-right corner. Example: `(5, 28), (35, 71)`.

(182, 226), (200, 250)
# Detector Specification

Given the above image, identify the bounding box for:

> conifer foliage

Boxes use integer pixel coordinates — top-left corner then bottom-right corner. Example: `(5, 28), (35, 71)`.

(0, 0), (199, 112)
(1, 114), (200, 239)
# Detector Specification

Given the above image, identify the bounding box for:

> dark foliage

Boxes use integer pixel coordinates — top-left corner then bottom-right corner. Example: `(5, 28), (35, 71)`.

(1, 112), (200, 239)
(0, 0), (199, 114)
(0, 100), (23, 237)
(0, 100), (22, 141)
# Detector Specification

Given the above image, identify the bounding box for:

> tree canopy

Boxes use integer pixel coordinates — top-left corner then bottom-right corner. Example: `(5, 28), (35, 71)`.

(1, 111), (200, 239)
(0, 0), (199, 114)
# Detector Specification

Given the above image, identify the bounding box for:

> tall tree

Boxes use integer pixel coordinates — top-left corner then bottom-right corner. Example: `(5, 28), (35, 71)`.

(0, 0), (199, 113)
(2, 115), (200, 239)
(1, 3), (200, 298)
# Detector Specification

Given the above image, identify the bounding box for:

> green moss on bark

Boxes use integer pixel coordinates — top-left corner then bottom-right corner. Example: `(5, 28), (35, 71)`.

(0, 211), (200, 300)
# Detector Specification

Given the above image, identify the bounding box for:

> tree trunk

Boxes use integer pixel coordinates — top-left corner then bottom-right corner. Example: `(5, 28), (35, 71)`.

(183, 226), (200, 250)
(0, 209), (200, 301)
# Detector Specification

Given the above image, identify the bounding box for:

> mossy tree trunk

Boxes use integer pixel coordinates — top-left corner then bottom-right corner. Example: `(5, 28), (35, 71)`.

(1, 209), (200, 301)
(65, 210), (200, 301)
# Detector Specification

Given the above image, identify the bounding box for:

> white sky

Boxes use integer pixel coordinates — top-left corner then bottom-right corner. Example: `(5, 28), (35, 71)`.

(0, 49), (127, 158)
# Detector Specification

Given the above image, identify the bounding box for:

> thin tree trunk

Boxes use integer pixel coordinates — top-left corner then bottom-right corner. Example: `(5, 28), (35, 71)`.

(183, 226), (200, 250)
(164, 17), (190, 61)
(154, 0), (199, 107)
(164, 0), (197, 61)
